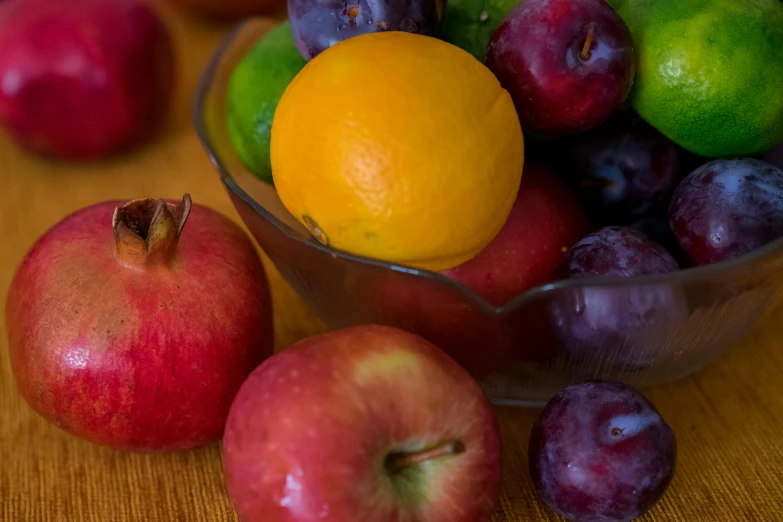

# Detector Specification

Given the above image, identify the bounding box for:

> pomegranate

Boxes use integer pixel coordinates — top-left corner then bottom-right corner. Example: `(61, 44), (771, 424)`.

(5, 195), (274, 452)
(0, 0), (174, 160)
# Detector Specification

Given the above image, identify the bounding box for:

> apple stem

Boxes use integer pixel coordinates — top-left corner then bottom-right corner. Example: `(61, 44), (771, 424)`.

(385, 440), (465, 474)
(581, 22), (597, 60)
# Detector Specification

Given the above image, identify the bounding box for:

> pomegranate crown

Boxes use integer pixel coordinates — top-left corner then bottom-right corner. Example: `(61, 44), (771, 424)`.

(112, 193), (192, 268)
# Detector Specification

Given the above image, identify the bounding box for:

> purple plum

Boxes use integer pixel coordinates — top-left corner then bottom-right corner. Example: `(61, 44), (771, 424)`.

(288, 0), (444, 60)
(669, 158), (783, 266)
(529, 380), (676, 522)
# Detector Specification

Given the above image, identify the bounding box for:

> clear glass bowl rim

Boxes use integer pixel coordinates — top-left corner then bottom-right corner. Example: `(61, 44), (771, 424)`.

(193, 19), (783, 317)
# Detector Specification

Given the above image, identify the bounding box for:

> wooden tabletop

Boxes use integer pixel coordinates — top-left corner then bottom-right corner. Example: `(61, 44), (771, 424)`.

(2, 11), (782, 522)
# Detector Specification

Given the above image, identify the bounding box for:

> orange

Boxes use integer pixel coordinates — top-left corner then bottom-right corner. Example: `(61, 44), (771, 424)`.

(270, 32), (524, 271)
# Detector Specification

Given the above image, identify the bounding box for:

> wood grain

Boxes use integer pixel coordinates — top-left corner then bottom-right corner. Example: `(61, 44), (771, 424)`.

(1, 10), (782, 522)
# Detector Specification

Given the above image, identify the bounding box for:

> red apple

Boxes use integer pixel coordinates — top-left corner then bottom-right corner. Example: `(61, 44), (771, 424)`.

(163, 0), (285, 20)
(444, 162), (589, 307)
(0, 0), (174, 160)
(222, 325), (501, 522)
(345, 165), (586, 376)
(352, 271), (513, 377)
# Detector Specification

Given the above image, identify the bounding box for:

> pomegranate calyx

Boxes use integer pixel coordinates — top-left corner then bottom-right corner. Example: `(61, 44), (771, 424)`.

(112, 194), (192, 268)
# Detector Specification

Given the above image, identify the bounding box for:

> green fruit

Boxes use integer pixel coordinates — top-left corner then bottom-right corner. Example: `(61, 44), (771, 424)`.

(441, 0), (521, 61)
(227, 22), (306, 184)
(616, 0), (783, 157)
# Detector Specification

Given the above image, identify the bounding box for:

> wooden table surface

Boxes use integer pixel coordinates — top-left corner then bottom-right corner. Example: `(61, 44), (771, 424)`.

(2, 11), (783, 522)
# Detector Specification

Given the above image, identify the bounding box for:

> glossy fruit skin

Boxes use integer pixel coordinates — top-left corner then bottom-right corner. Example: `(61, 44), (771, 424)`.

(530, 380), (676, 522)
(616, 0), (783, 157)
(556, 227), (679, 279)
(549, 227), (684, 367)
(271, 32), (524, 272)
(0, 0), (174, 160)
(358, 271), (514, 377)
(5, 200), (273, 452)
(560, 111), (682, 224)
(289, 0), (444, 60)
(485, 0), (635, 136)
(445, 163), (588, 306)
(223, 325), (501, 522)
(227, 21), (306, 184)
(669, 159), (783, 266)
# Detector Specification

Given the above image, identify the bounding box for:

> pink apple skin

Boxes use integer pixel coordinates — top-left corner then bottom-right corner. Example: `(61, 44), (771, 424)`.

(222, 325), (501, 522)
(445, 163), (589, 307)
(347, 165), (587, 376)
(356, 272), (512, 377)
(0, 0), (174, 159)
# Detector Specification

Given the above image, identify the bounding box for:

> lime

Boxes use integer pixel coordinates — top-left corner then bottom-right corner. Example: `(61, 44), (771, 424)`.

(226, 22), (306, 184)
(440, 0), (521, 61)
(616, 0), (783, 157)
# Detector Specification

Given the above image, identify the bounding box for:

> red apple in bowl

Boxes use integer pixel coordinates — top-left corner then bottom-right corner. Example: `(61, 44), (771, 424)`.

(444, 162), (589, 307)
(349, 163), (587, 375)
(222, 325), (501, 522)
(0, 0), (174, 160)
(354, 271), (513, 377)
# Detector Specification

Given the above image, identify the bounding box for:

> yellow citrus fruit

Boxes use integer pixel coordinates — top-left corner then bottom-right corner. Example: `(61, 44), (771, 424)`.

(270, 31), (524, 271)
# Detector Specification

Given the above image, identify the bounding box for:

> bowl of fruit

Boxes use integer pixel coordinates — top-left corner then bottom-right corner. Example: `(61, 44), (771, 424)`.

(194, 0), (783, 405)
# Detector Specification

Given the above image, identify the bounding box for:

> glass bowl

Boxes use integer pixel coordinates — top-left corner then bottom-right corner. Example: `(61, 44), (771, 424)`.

(194, 19), (783, 405)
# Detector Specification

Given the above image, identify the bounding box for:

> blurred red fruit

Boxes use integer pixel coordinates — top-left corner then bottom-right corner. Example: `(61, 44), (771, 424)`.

(445, 163), (589, 307)
(0, 0), (174, 160)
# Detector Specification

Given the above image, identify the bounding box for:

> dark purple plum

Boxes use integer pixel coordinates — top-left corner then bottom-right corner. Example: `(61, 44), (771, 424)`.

(485, 0), (635, 136)
(560, 112), (683, 224)
(669, 159), (783, 266)
(288, 0), (444, 60)
(529, 380), (676, 522)
(556, 227), (679, 279)
(549, 227), (685, 368)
